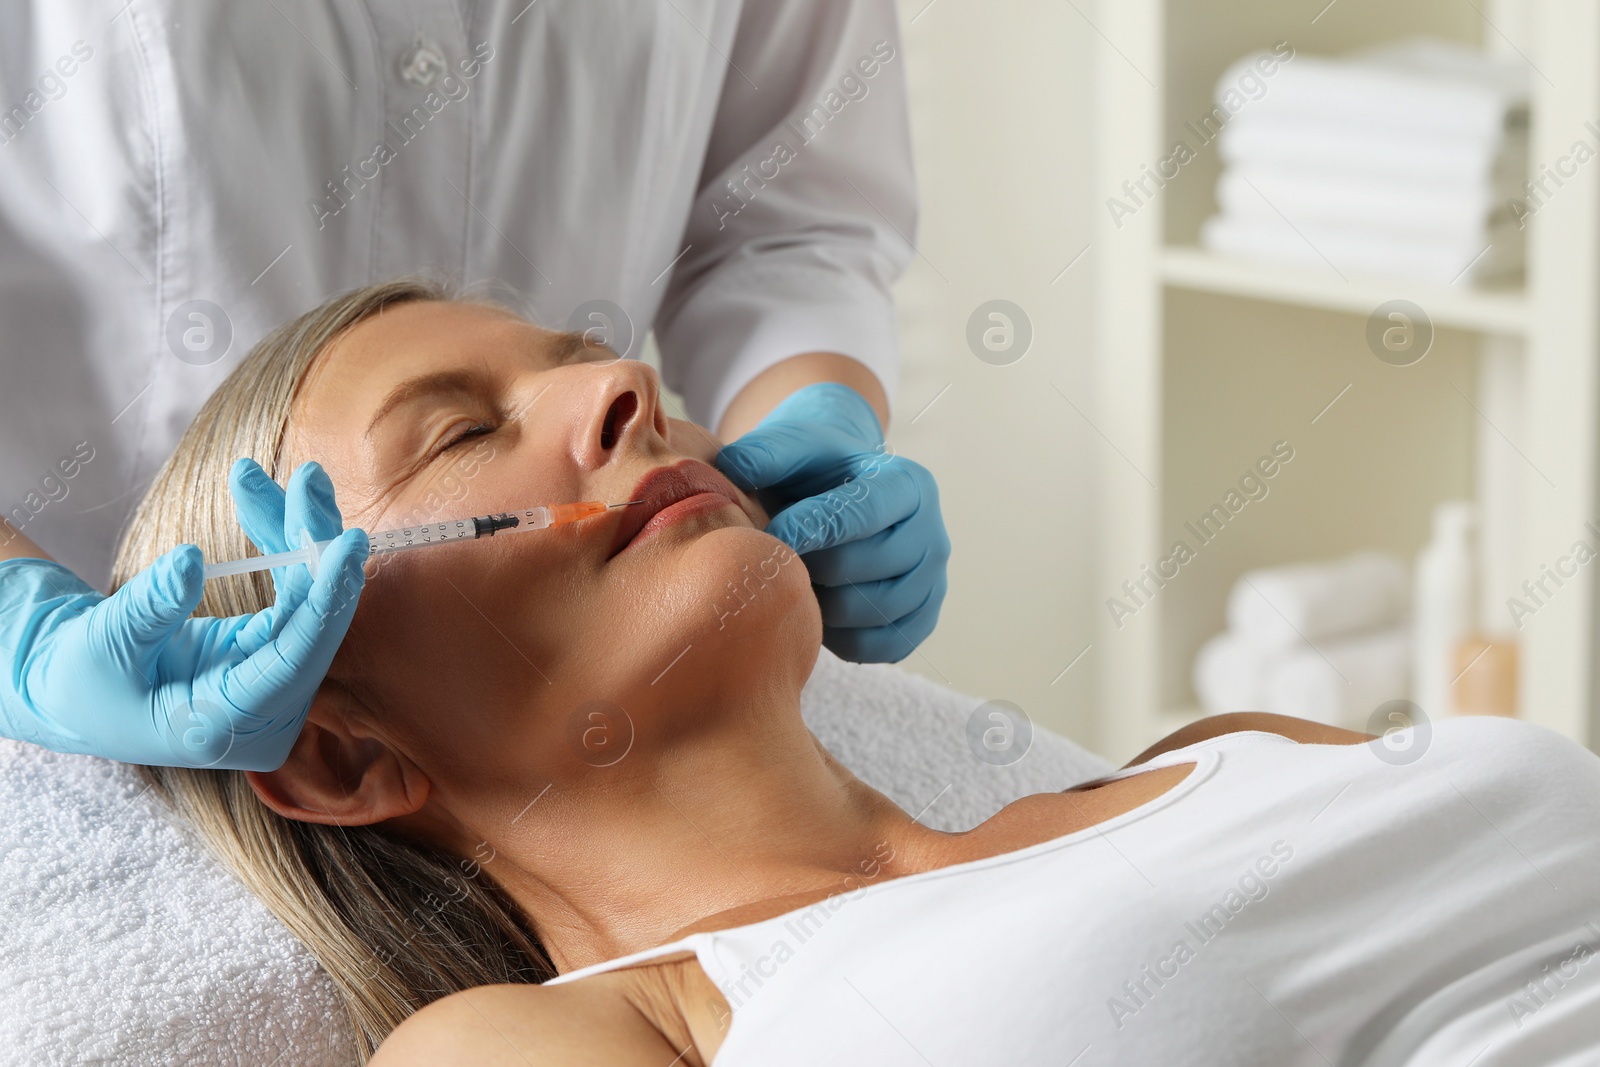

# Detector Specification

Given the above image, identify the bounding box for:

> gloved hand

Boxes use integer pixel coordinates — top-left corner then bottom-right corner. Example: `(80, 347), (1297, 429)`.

(0, 459), (368, 770)
(715, 382), (950, 663)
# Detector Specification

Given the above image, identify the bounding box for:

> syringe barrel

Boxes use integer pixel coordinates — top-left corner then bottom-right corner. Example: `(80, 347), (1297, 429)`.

(490, 506), (554, 532)
(200, 500), (612, 581)
(372, 518), (478, 553)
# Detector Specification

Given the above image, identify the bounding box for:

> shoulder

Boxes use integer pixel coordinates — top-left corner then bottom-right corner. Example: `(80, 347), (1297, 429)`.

(1125, 712), (1375, 768)
(1431, 714), (1600, 776)
(371, 975), (693, 1066)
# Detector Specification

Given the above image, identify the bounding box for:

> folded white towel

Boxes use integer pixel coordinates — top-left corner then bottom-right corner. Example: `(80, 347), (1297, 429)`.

(1215, 164), (1505, 237)
(1219, 114), (1527, 188)
(1206, 40), (1529, 288)
(1200, 213), (1524, 286)
(1227, 552), (1411, 652)
(1193, 630), (1293, 713)
(0, 647), (1114, 1065)
(1261, 624), (1413, 729)
(1356, 36), (1531, 110)
(1217, 39), (1527, 142)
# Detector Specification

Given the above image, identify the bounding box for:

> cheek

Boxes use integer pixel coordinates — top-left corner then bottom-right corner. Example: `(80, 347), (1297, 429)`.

(665, 417), (720, 465)
(326, 523), (818, 776)
(334, 537), (576, 702)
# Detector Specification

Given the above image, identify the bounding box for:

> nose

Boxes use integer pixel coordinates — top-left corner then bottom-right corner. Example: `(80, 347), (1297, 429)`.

(577, 360), (668, 468)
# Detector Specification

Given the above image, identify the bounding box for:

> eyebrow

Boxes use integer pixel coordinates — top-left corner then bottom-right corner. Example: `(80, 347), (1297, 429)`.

(550, 329), (601, 363)
(364, 369), (481, 439)
(361, 332), (601, 439)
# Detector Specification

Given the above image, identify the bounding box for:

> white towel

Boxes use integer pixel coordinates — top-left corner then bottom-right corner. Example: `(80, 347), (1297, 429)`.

(1206, 39), (1529, 287)
(798, 651), (1115, 832)
(1200, 213), (1524, 286)
(0, 742), (357, 1066)
(1261, 624), (1413, 729)
(1218, 114), (1527, 188)
(0, 647), (1114, 1065)
(1227, 552), (1411, 652)
(1215, 165), (1503, 239)
(1192, 630), (1292, 713)
(1217, 39), (1527, 141)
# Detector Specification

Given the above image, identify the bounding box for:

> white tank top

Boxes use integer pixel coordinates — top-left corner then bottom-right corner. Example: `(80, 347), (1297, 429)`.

(546, 719), (1600, 1065)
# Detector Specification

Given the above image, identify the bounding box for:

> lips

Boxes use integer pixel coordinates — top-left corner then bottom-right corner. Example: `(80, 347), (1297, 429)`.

(607, 459), (744, 558)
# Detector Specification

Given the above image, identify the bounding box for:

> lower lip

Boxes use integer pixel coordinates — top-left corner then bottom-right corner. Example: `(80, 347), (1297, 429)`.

(620, 492), (736, 554)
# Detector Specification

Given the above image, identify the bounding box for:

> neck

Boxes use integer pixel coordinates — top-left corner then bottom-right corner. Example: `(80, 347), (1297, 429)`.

(478, 690), (936, 973)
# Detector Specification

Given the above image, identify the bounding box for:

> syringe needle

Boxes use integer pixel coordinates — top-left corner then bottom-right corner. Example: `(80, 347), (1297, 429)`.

(610, 500), (644, 508)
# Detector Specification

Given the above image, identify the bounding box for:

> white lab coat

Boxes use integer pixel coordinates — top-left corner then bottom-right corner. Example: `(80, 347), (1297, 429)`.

(0, 0), (915, 588)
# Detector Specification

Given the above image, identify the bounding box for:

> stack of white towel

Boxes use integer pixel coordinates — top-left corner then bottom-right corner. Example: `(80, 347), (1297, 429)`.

(1193, 552), (1412, 729)
(1202, 39), (1529, 286)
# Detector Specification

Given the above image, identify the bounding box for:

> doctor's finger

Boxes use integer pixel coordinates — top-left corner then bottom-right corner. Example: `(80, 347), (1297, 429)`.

(814, 564), (940, 631)
(266, 463), (346, 599)
(766, 461), (922, 555)
(229, 458), (290, 554)
(219, 528), (368, 717)
(282, 462), (344, 542)
(715, 423), (859, 495)
(94, 545), (206, 674)
(800, 521), (925, 587)
(826, 574), (945, 664)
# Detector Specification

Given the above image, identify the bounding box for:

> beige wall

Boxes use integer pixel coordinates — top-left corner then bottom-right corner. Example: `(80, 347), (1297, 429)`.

(886, 0), (1100, 745)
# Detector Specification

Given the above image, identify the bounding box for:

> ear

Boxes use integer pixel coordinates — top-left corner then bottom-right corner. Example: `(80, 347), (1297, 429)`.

(245, 683), (430, 826)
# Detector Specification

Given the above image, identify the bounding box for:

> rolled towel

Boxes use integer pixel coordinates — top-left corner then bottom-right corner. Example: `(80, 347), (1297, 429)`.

(1192, 630), (1294, 713)
(1261, 624), (1412, 729)
(1227, 552), (1410, 652)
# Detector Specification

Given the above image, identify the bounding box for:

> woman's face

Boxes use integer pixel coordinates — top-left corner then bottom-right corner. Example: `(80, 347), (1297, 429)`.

(279, 299), (820, 819)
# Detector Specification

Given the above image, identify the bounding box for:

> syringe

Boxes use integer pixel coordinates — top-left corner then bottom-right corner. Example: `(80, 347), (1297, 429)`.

(202, 500), (643, 581)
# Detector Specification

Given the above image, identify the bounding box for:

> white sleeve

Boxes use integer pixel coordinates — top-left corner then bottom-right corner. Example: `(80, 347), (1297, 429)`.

(654, 0), (917, 432)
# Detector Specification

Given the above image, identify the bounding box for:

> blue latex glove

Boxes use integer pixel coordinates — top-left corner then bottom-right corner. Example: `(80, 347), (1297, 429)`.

(0, 459), (367, 770)
(715, 382), (950, 663)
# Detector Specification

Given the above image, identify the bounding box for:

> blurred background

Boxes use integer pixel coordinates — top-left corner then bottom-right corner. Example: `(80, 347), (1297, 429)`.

(649, 0), (1600, 765)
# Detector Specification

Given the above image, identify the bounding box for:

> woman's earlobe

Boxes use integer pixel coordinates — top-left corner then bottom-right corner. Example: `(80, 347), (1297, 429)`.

(244, 693), (430, 826)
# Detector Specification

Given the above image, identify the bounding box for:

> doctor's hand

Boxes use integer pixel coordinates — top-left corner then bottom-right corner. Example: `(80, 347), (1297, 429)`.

(714, 382), (950, 663)
(0, 460), (367, 770)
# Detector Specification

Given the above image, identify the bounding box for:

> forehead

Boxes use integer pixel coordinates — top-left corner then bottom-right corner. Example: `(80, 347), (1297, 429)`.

(282, 299), (591, 471)
(300, 299), (564, 404)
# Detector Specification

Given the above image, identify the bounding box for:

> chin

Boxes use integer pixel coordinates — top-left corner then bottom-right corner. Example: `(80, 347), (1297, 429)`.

(698, 527), (821, 678)
(614, 524), (819, 694)
(690, 526), (810, 630)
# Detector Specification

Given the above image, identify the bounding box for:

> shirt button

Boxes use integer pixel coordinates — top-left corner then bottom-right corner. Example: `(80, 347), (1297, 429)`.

(398, 33), (446, 88)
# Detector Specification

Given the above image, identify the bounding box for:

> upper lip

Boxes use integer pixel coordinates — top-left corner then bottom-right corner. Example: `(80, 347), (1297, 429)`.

(607, 459), (744, 558)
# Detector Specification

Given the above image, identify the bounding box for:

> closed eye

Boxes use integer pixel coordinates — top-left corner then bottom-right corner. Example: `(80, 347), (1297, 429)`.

(437, 422), (495, 455)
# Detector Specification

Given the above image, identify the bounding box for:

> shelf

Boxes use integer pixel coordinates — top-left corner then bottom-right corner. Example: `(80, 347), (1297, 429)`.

(1160, 247), (1530, 338)
(1094, 1), (1599, 761)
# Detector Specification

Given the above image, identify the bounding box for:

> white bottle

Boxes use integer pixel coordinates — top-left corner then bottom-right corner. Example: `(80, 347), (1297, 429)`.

(1412, 501), (1478, 719)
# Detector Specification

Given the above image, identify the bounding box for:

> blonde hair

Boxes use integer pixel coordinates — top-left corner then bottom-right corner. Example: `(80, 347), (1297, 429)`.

(110, 280), (555, 1061)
